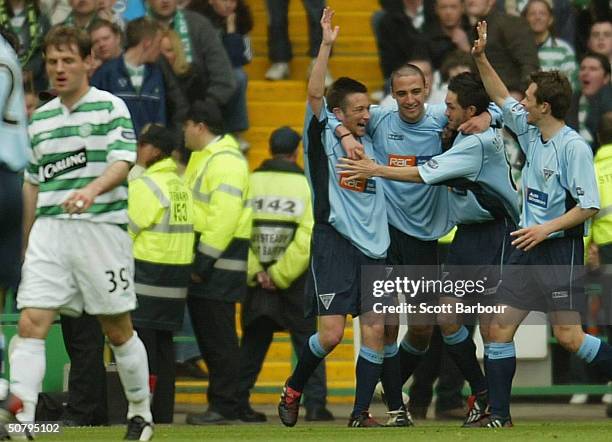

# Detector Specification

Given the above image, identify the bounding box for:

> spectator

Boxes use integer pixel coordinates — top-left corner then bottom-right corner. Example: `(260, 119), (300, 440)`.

(496, 0), (576, 51)
(63, 0), (99, 30)
(575, 0), (610, 58)
(192, 0), (253, 150)
(182, 102), (251, 425)
(128, 123), (195, 424)
(147, 0), (236, 112)
(567, 52), (612, 151)
(523, 0), (577, 91)
(97, 0), (125, 29)
(89, 19), (123, 73)
(23, 72), (39, 118)
(237, 126), (334, 423)
(465, 0), (540, 96)
(264, 0), (332, 85)
(0, 0), (50, 91)
(374, 0), (432, 82)
(588, 20), (612, 65)
(91, 17), (188, 135)
(426, 0), (472, 69)
(39, 0), (71, 25)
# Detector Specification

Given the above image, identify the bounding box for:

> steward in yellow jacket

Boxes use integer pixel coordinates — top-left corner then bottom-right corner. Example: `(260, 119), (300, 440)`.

(182, 103), (250, 423)
(128, 124), (194, 423)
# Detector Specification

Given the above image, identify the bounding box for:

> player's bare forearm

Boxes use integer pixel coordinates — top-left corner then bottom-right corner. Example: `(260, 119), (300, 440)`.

(307, 8), (338, 116)
(540, 206), (598, 236)
(86, 160), (131, 197)
(63, 160), (131, 214)
(338, 157), (424, 182)
(471, 21), (511, 107)
(22, 181), (39, 251)
(511, 206), (598, 251)
(378, 165), (424, 182)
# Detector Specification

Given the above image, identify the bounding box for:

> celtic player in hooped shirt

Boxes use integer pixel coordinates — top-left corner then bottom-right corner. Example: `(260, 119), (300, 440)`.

(0, 26), (153, 441)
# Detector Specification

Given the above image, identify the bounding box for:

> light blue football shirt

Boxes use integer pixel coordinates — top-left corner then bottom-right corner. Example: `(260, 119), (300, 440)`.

(0, 36), (29, 172)
(502, 97), (599, 237)
(303, 101), (389, 259)
(418, 129), (520, 226)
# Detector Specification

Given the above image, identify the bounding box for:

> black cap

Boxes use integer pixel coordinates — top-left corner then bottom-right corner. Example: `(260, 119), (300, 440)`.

(269, 126), (301, 155)
(186, 101), (224, 134)
(138, 124), (176, 156)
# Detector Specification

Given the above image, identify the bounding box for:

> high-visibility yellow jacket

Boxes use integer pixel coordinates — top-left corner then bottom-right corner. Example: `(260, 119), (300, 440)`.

(184, 134), (251, 301)
(592, 143), (612, 246)
(128, 157), (195, 330)
(247, 158), (313, 289)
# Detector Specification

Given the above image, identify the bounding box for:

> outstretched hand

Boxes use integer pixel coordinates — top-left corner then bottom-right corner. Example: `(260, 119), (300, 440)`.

(321, 7), (339, 46)
(336, 156), (378, 181)
(471, 21), (488, 57)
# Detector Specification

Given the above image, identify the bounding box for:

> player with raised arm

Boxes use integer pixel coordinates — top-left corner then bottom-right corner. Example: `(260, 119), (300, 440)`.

(468, 20), (612, 427)
(338, 71), (520, 426)
(277, 8), (391, 428)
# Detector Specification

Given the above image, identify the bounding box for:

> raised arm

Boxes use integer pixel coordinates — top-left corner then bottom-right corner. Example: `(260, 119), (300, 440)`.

(471, 21), (511, 108)
(307, 8), (338, 117)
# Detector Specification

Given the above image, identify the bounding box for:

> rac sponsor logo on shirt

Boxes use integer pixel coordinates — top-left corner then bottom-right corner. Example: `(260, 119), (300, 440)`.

(339, 174), (376, 193)
(526, 188), (548, 208)
(39, 148), (88, 182)
(388, 154), (433, 168)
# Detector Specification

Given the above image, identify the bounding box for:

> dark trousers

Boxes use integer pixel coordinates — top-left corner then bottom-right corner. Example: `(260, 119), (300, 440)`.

(60, 313), (108, 426)
(187, 297), (240, 418)
(237, 316), (327, 411)
(265, 0), (325, 61)
(0, 169), (22, 291)
(409, 326), (467, 411)
(136, 327), (175, 423)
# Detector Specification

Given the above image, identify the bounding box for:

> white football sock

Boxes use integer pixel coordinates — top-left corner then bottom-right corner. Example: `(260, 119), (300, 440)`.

(9, 336), (45, 422)
(110, 332), (152, 422)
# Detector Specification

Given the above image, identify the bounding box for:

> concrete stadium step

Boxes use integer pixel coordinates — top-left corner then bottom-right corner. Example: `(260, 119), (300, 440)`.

(246, 56), (383, 82)
(247, 80), (382, 102)
(251, 36), (378, 56)
(175, 380), (356, 405)
(249, 0), (379, 13)
(248, 101), (305, 127)
(256, 359), (355, 382)
(251, 11), (374, 38)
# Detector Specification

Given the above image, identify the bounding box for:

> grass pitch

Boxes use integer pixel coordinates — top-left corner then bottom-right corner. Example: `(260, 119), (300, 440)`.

(36, 420), (612, 441)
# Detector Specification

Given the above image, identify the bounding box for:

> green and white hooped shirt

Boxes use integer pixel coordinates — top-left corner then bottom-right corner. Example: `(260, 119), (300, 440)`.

(25, 87), (137, 226)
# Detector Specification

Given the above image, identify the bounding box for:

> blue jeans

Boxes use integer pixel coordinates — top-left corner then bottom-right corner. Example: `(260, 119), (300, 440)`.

(223, 67), (249, 133)
(266, 0), (325, 61)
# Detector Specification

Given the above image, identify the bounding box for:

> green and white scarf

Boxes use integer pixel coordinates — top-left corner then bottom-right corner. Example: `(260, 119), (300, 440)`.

(146, 7), (193, 64)
(0, 0), (42, 66)
(171, 10), (193, 64)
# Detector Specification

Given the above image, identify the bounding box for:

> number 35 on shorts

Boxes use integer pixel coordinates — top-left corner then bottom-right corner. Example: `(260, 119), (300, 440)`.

(105, 267), (131, 293)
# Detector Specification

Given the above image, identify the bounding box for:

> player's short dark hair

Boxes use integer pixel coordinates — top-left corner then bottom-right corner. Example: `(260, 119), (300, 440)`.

(326, 77), (368, 112)
(599, 111), (612, 146)
(581, 51), (611, 78)
(391, 63), (427, 91)
(528, 70), (572, 120)
(447, 72), (489, 115)
(44, 25), (91, 60)
(125, 17), (161, 49)
(89, 19), (122, 37)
